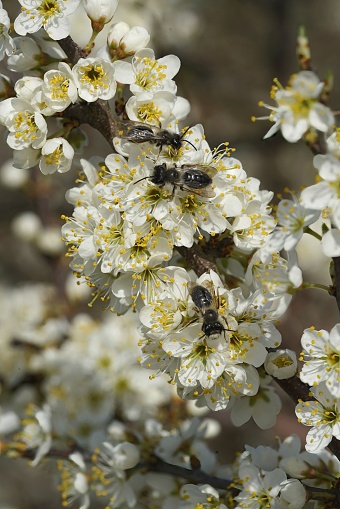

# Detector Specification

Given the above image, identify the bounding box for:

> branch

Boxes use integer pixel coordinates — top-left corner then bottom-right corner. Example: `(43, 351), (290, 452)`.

(55, 37), (118, 148)
(332, 256), (340, 313)
(57, 36), (87, 63)
(140, 458), (232, 490)
(63, 100), (117, 149)
(274, 374), (312, 403)
(10, 446), (232, 490)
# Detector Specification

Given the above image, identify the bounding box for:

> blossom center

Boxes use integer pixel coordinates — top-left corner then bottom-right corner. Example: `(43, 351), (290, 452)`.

(37, 0), (61, 18)
(80, 64), (108, 90)
(135, 57), (167, 90)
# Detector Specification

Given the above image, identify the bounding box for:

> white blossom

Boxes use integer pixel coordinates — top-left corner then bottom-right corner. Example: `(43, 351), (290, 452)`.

(235, 464), (288, 509)
(113, 48), (180, 97)
(19, 404), (52, 466)
(295, 382), (340, 453)
(262, 196), (320, 254)
(0, 97), (47, 150)
(7, 36), (42, 72)
(14, 0), (81, 41)
(264, 349), (297, 379)
(257, 71), (334, 142)
(42, 62), (78, 112)
(57, 452), (90, 509)
(180, 484), (227, 509)
(40, 137), (74, 175)
(0, 4), (15, 60)
(72, 57), (117, 102)
(300, 325), (340, 397)
(231, 374), (282, 429)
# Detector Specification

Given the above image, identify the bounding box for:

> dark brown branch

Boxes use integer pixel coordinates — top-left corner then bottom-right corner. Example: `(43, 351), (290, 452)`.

(141, 458), (231, 490)
(332, 257), (340, 313)
(63, 100), (117, 149)
(274, 374), (312, 403)
(57, 36), (87, 63)
(54, 36), (118, 148)
(10, 446), (232, 490)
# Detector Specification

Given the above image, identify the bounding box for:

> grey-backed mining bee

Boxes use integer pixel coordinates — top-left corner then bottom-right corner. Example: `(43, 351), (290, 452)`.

(189, 282), (227, 339)
(134, 162), (216, 198)
(115, 120), (197, 152)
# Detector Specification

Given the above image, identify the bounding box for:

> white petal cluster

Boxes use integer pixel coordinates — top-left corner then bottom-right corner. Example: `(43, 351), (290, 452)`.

(72, 57), (117, 102)
(139, 270), (283, 413)
(235, 438), (309, 509)
(262, 195), (320, 255)
(180, 484), (227, 509)
(14, 0), (82, 41)
(57, 452), (90, 509)
(33, 312), (174, 445)
(63, 128), (276, 314)
(264, 349), (297, 379)
(230, 372), (282, 429)
(300, 325), (340, 397)
(42, 62), (78, 111)
(113, 48), (182, 125)
(18, 403), (52, 466)
(295, 383), (340, 453)
(0, 283), (62, 387)
(257, 71), (334, 142)
(0, 97), (47, 150)
(235, 463), (306, 509)
(0, 2), (15, 61)
(301, 130), (340, 256)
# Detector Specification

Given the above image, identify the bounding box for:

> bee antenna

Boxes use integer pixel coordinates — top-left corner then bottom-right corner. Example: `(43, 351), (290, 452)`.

(182, 139), (198, 151)
(133, 176), (150, 185)
(180, 124), (197, 151)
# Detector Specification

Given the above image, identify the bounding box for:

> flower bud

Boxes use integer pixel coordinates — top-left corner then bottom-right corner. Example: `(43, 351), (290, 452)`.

(107, 21), (130, 49)
(108, 23), (150, 59)
(120, 26), (150, 55)
(264, 349), (297, 379)
(83, 0), (119, 31)
(115, 442), (140, 469)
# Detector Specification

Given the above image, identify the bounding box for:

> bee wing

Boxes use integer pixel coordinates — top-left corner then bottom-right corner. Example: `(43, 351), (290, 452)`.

(193, 186), (216, 199)
(181, 164), (218, 179)
(188, 282), (214, 315)
(179, 186), (216, 199)
(114, 119), (160, 142)
(200, 280), (221, 309)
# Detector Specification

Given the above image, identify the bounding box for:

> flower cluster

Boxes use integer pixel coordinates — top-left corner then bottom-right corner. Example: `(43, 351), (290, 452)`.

(301, 130), (340, 256)
(1, 3), (340, 509)
(139, 269), (287, 416)
(0, 282), (174, 452)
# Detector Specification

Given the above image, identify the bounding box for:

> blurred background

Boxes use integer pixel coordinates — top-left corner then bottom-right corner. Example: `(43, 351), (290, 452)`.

(1, 0), (340, 507)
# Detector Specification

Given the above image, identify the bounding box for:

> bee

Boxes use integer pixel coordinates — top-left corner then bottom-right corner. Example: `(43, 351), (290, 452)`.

(189, 282), (228, 340)
(114, 119), (197, 152)
(134, 162), (216, 198)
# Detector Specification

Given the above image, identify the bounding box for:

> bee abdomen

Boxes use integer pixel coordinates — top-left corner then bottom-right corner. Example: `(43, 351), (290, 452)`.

(190, 285), (213, 308)
(183, 170), (212, 189)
